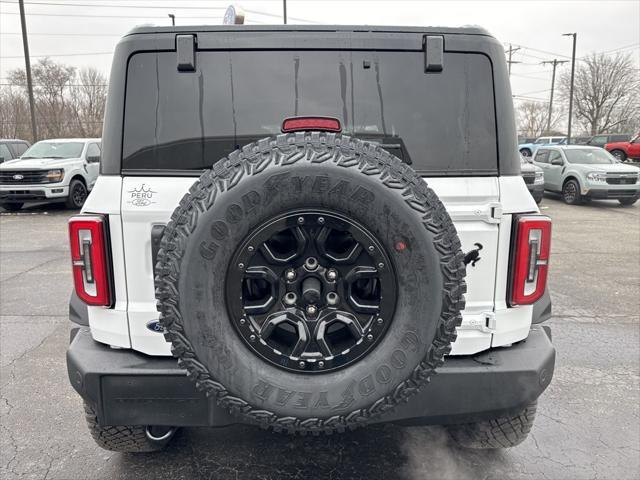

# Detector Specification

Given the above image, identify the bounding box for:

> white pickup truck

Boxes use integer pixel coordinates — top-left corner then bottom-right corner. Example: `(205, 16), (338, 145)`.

(0, 138), (100, 211)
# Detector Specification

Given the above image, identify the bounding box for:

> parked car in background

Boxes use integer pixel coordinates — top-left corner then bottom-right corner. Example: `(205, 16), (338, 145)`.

(519, 136), (566, 157)
(0, 138), (101, 211)
(520, 153), (544, 203)
(585, 133), (632, 149)
(0, 139), (30, 163)
(571, 136), (591, 145)
(605, 133), (640, 162)
(531, 145), (640, 206)
(518, 136), (536, 145)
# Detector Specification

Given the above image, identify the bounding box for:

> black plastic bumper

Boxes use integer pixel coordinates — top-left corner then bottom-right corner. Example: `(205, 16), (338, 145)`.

(68, 326), (555, 427)
(526, 183), (544, 202)
(584, 188), (639, 200)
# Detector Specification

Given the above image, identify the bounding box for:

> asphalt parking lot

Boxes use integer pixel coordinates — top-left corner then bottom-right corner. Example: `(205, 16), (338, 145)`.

(0, 195), (638, 480)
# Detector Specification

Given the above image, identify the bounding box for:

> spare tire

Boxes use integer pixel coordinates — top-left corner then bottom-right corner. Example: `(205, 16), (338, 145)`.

(155, 132), (466, 434)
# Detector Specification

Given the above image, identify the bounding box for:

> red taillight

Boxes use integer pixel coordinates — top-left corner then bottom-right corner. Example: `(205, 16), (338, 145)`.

(281, 116), (342, 133)
(68, 215), (112, 307)
(509, 215), (552, 306)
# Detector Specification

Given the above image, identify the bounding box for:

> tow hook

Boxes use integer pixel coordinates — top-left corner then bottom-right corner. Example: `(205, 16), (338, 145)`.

(463, 243), (483, 267)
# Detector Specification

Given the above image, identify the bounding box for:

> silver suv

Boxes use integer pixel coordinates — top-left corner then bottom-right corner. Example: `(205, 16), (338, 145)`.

(532, 145), (640, 206)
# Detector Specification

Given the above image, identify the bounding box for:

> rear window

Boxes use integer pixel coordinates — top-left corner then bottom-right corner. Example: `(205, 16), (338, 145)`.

(123, 50), (497, 175)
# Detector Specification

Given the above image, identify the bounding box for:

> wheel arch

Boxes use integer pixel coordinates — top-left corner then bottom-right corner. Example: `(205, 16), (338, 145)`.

(69, 173), (88, 187)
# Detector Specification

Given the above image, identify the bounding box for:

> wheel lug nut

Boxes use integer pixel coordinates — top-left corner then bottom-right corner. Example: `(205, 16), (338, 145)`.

(299, 361), (306, 368)
(318, 361), (325, 368)
(366, 334), (374, 342)
(326, 292), (339, 306)
(318, 216), (325, 224)
(326, 269), (337, 281)
(250, 334), (256, 342)
(285, 269), (296, 281)
(305, 257), (318, 271)
(306, 305), (317, 316)
(239, 318), (246, 325)
(368, 245), (375, 252)
(297, 216), (305, 224)
(238, 262), (245, 270)
(284, 292), (297, 306)
(247, 245), (254, 252)
(377, 262), (384, 269)
(376, 317), (383, 325)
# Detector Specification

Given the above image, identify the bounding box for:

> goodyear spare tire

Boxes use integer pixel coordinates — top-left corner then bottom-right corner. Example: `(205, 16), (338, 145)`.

(155, 132), (466, 434)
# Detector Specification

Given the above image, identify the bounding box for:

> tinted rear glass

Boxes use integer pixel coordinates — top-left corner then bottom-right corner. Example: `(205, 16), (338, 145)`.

(123, 50), (497, 175)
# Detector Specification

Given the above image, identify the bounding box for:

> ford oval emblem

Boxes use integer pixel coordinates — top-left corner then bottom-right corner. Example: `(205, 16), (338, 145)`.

(146, 320), (166, 333)
(13, 174), (24, 180)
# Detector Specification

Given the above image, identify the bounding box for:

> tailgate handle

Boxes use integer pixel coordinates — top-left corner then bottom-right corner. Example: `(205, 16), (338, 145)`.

(424, 35), (444, 73)
(151, 224), (166, 274)
(176, 34), (196, 72)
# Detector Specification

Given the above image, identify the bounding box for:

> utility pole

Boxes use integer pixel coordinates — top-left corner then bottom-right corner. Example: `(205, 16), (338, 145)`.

(541, 59), (568, 133)
(283, 0), (287, 24)
(506, 44), (521, 76)
(18, 0), (37, 142)
(168, 14), (175, 26)
(563, 33), (577, 144)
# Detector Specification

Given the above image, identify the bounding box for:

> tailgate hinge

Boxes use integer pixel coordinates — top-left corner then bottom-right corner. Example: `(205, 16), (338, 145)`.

(459, 312), (496, 333)
(470, 201), (502, 224)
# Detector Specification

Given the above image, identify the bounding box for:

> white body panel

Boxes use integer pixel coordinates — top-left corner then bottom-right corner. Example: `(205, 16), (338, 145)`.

(81, 176), (130, 347)
(84, 174), (538, 357)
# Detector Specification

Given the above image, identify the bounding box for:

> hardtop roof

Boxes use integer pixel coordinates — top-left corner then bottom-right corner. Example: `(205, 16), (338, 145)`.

(125, 24), (492, 37)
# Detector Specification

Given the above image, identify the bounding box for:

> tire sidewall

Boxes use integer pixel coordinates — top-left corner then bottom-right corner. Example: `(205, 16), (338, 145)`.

(177, 159), (445, 418)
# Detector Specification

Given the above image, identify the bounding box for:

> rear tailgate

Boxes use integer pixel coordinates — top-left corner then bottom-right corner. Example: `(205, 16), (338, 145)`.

(120, 175), (502, 355)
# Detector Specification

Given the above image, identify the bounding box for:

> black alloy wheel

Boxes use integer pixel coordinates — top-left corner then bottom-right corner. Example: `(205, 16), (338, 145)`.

(226, 210), (397, 374)
(67, 180), (88, 209)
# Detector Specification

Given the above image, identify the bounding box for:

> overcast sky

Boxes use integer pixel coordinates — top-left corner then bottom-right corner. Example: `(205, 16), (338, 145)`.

(1, 0), (639, 106)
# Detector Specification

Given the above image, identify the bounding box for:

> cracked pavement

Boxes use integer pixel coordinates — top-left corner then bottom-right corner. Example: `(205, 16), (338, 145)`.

(0, 196), (638, 480)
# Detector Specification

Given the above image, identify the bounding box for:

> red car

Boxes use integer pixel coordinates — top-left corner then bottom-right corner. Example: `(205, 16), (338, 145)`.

(606, 133), (640, 162)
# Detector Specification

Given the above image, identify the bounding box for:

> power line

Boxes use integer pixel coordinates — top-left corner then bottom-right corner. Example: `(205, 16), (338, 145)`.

(0, 0), (225, 9)
(0, 83), (108, 86)
(1, 0), (318, 23)
(517, 88), (552, 96)
(1, 52), (113, 59)
(1, 11), (223, 19)
(1, 32), (123, 36)
(510, 73), (550, 81)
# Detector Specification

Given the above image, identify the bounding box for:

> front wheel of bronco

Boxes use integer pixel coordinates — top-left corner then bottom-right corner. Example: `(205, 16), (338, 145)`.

(446, 401), (537, 449)
(83, 402), (177, 452)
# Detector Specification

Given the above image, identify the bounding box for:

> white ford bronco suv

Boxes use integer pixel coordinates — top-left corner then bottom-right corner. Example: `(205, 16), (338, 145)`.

(66, 25), (555, 453)
(0, 138), (101, 211)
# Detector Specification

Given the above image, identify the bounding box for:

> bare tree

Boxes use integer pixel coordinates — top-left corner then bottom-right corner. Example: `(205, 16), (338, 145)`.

(516, 101), (564, 137)
(2, 58), (107, 141)
(559, 52), (640, 135)
(70, 68), (108, 137)
(0, 88), (31, 140)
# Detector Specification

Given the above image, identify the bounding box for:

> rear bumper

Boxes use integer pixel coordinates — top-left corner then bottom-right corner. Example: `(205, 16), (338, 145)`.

(67, 326), (555, 427)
